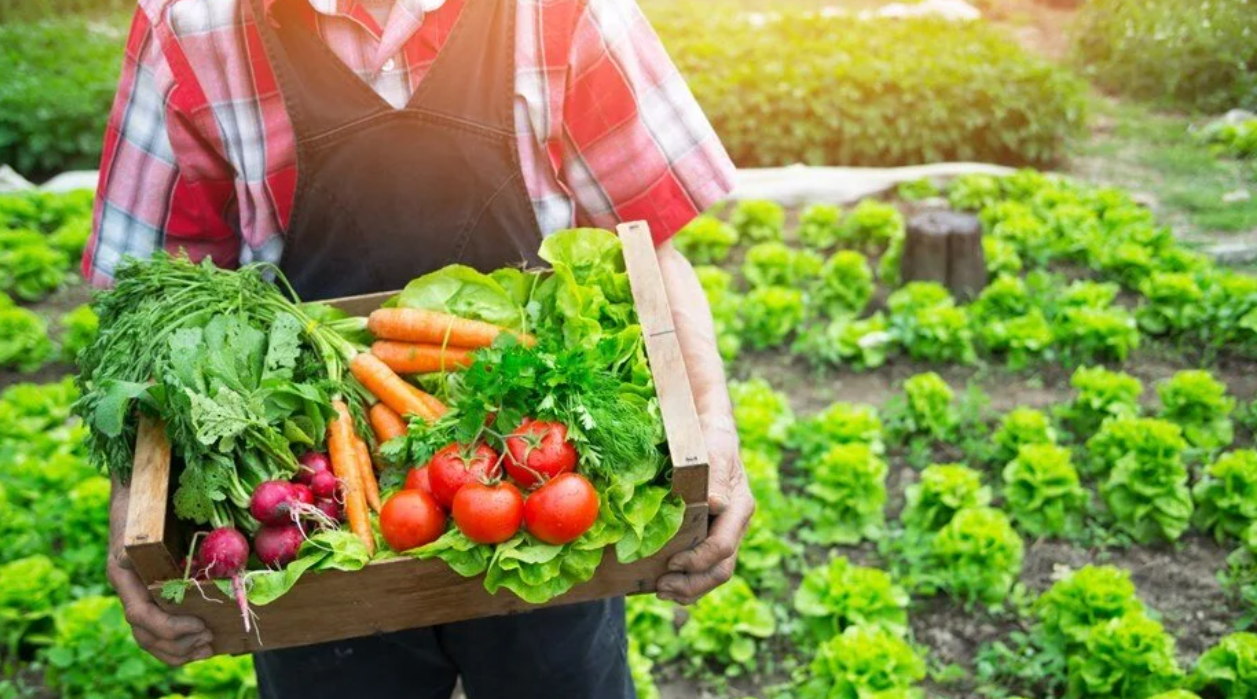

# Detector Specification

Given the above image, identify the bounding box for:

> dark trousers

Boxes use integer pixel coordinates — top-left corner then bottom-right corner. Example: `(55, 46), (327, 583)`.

(254, 598), (634, 699)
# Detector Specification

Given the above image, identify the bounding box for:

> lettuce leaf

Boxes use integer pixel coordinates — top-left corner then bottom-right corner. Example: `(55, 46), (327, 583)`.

(394, 265), (525, 329)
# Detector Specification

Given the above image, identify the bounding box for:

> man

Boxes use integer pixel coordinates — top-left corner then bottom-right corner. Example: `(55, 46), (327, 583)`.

(85, 0), (754, 696)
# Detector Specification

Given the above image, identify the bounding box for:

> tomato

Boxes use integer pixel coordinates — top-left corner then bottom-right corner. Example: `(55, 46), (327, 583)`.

(427, 443), (502, 509)
(404, 465), (432, 495)
(504, 419), (578, 489)
(379, 489), (446, 552)
(452, 481), (525, 544)
(523, 473), (599, 545)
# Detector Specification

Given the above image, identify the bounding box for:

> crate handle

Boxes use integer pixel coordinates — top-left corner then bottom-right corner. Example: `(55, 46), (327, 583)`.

(123, 416), (182, 585)
(617, 221), (710, 506)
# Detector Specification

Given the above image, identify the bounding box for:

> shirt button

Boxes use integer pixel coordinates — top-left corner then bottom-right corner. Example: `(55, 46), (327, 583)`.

(382, 58), (396, 72)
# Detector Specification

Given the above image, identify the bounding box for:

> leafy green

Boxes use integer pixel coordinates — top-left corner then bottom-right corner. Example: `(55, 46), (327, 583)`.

(928, 507), (1024, 607)
(841, 200), (904, 251)
(1194, 449), (1257, 543)
(739, 286), (806, 349)
(1157, 369), (1235, 451)
(1188, 632), (1257, 699)
(394, 264), (532, 330)
(0, 555), (69, 658)
(678, 576), (776, 672)
(0, 305), (53, 372)
(1065, 613), (1183, 699)
(175, 655), (256, 699)
(42, 596), (172, 699)
(793, 312), (894, 371)
(58, 304), (98, 363)
(729, 378), (795, 454)
(0, 242), (68, 301)
(627, 594), (680, 662)
(1003, 444), (1088, 538)
(789, 401), (883, 464)
(1035, 565), (1147, 654)
(1061, 366), (1143, 438)
(793, 556), (909, 644)
(673, 215), (739, 265)
(801, 443), (887, 545)
(1096, 418), (1193, 544)
(799, 625), (926, 699)
(741, 242), (822, 289)
(1137, 272), (1206, 336)
(901, 463), (991, 534)
(888, 283), (975, 364)
(811, 250), (874, 319)
(993, 408), (1057, 464)
(889, 372), (956, 442)
(730, 200), (785, 243)
(797, 203), (843, 249)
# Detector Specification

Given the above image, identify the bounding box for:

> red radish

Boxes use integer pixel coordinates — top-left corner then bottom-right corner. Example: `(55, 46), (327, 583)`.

(292, 483), (314, 506)
(195, 527), (253, 632)
(404, 466), (432, 494)
(310, 470), (339, 500)
(250, 481), (299, 526)
(505, 419), (577, 489)
(254, 525), (305, 568)
(296, 452), (332, 485)
(315, 498), (342, 523)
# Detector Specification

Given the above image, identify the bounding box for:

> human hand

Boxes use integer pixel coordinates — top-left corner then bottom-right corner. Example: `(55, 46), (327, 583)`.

(107, 478), (213, 666)
(655, 418), (755, 605)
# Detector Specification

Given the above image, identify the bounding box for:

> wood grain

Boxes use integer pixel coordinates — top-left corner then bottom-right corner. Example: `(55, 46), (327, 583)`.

(618, 221), (710, 507)
(123, 417), (180, 584)
(155, 503), (708, 655)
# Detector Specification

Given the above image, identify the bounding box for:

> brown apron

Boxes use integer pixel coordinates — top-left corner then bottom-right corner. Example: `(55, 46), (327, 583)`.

(252, 0), (544, 300)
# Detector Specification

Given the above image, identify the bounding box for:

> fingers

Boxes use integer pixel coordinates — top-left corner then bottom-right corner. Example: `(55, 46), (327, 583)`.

(656, 555), (736, 606)
(667, 485), (754, 575)
(108, 558), (212, 665)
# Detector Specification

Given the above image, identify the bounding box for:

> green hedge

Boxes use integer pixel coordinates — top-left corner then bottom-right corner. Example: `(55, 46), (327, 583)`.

(0, 16), (125, 179)
(652, 7), (1089, 168)
(1071, 0), (1257, 113)
(0, 0), (130, 21)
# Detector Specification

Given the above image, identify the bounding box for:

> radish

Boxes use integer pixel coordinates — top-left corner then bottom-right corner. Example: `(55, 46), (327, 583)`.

(296, 452), (332, 485)
(309, 470), (339, 501)
(195, 527), (252, 632)
(315, 498), (342, 524)
(292, 483), (314, 506)
(254, 525), (305, 568)
(250, 480), (299, 526)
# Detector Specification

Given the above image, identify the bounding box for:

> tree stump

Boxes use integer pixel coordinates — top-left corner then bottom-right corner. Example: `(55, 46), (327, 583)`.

(900, 211), (987, 301)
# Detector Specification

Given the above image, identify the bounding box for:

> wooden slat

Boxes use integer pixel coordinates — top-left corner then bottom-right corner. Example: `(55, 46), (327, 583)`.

(618, 221), (710, 506)
(156, 503), (708, 655)
(123, 417), (180, 584)
(322, 291), (395, 317)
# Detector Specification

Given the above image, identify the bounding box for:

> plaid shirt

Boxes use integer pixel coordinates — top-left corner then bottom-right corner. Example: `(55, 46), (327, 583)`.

(82, 0), (735, 285)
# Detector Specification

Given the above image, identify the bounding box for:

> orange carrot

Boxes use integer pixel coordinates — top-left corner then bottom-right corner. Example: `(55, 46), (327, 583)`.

(370, 340), (475, 374)
(367, 308), (535, 349)
(403, 383), (448, 419)
(350, 353), (437, 421)
(330, 400), (374, 555)
(368, 402), (408, 444)
(354, 434), (381, 513)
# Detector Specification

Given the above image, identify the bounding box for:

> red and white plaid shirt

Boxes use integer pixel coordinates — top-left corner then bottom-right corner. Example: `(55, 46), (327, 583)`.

(82, 0), (735, 285)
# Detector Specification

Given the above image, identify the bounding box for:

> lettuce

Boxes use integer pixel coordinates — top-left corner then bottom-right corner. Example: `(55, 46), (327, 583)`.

(394, 265), (532, 330)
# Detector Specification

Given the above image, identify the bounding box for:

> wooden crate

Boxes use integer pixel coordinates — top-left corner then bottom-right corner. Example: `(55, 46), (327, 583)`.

(123, 222), (710, 655)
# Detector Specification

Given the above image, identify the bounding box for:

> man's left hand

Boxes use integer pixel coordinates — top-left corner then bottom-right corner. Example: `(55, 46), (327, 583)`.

(655, 419), (755, 605)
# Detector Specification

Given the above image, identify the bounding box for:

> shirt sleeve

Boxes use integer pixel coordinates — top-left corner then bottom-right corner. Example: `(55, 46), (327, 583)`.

(82, 8), (241, 287)
(558, 0), (735, 244)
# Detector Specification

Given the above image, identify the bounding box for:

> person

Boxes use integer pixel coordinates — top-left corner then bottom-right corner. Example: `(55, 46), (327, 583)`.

(85, 0), (754, 695)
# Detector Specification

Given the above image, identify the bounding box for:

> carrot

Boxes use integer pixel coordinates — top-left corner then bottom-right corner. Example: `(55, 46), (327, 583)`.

(404, 383), (448, 419)
(354, 434), (381, 513)
(350, 353), (437, 421)
(371, 340), (474, 374)
(368, 402), (408, 444)
(367, 308), (535, 349)
(330, 400), (374, 555)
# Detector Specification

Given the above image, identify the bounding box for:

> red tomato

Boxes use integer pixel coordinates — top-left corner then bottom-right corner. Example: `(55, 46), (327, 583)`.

(523, 473), (599, 545)
(404, 466), (432, 495)
(427, 443), (501, 510)
(380, 489), (446, 553)
(452, 481), (525, 544)
(505, 419), (578, 489)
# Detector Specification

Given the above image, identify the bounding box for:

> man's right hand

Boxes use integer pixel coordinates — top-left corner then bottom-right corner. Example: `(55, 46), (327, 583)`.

(108, 476), (213, 666)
